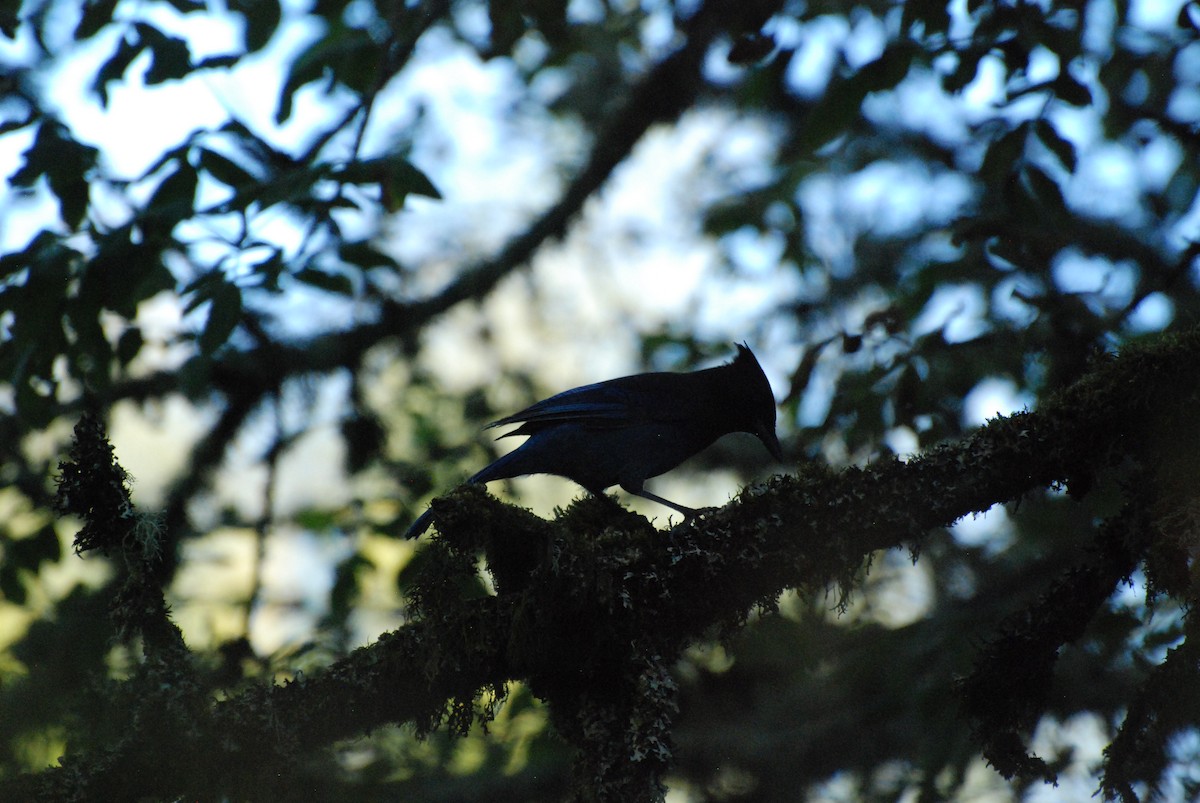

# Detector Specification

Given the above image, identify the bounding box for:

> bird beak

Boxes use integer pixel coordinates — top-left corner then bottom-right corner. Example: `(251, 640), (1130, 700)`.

(757, 424), (783, 462)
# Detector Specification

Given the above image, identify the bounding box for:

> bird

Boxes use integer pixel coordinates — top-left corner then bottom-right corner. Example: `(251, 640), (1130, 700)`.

(403, 343), (783, 538)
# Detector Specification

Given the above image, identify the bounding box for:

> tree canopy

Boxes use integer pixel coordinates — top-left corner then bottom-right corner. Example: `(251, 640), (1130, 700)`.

(1, 0), (1200, 801)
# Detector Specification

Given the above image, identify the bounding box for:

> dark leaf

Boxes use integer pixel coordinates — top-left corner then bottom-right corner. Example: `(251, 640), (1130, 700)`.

(4, 527), (57, 571)
(277, 33), (337, 125)
(146, 162), (198, 223)
(728, 33), (775, 65)
(75, 0), (119, 40)
(0, 112), (35, 136)
(979, 123), (1029, 186)
(343, 413), (386, 472)
(1022, 164), (1067, 215)
(379, 159), (442, 210)
(65, 294), (112, 391)
(56, 178), (91, 231)
(276, 24), (379, 124)
(93, 34), (144, 106)
(798, 47), (915, 151)
(0, 242), (31, 284)
(902, 0), (951, 37)
(329, 553), (373, 621)
(487, 2), (527, 57)
(199, 147), (257, 190)
(1180, 1), (1200, 33)
(81, 225), (172, 317)
(0, 7), (19, 39)
(12, 121), (98, 229)
(116, 327), (144, 365)
(136, 23), (192, 85)
(1053, 73), (1092, 107)
(194, 53), (241, 70)
(248, 250), (286, 291)
(294, 267), (353, 296)
(1035, 119), (1077, 173)
(233, 0), (281, 52)
(0, 563), (26, 605)
(183, 271), (229, 312)
(339, 240), (401, 272)
(943, 49), (983, 94)
(197, 280), (242, 356)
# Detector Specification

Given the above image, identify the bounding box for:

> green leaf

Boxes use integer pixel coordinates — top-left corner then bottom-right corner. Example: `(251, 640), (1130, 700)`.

(798, 47), (915, 152)
(80, 224), (171, 317)
(276, 36), (333, 125)
(902, 0), (951, 37)
(1022, 164), (1066, 215)
(1, 240), (75, 424)
(0, 563), (26, 605)
(182, 271), (228, 310)
(0, 7), (19, 39)
(276, 24), (379, 124)
(137, 23), (192, 85)
(117, 327), (144, 365)
(1181, 1), (1200, 33)
(232, 0), (281, 52)
(194, 54), (240, 70)
(198, 281), (242, 356)
(75, 0), (120, 40)
(66, 297), (113, 391)
(979, 123), (1029, 186)
(335, 157), (441, 209)
(0, 230), (57, 282)
(1035, 119), (1077, 173)
(943, 48), (984, 94)
(329, 553), (372, 622)
(294, 267), (353, 296)
(93, 34), (144, 106)
(221, 119), (297, 173)
(11, 523), (61, 566)
(146, 162), (198, 222)
(177, 354), (214, 397)
(342, 412), (386, 472)
(12, 121), (98, 229)
(339, 240), (401, 272)
(381, 160), (442, 208)
(1053, 72), (1092, 107)
(0, 112), (34, 136)
(199, 147), (256, 190)
(247, 250), (286, 291)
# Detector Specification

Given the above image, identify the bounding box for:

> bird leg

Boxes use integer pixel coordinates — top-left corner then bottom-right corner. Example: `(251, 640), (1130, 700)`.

(621, 483), (699, 522)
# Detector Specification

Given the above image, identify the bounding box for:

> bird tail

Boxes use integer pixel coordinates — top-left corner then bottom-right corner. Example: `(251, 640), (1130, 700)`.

(402, 507), (436, 539)
(403, 450), (523, 539)
(466, 448), (525, 486)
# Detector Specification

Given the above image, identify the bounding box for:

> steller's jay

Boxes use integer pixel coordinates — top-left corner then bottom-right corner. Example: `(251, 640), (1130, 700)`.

(403, 343), (782, 538)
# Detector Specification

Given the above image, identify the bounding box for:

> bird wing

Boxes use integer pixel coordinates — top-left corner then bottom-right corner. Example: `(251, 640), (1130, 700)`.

(487, 375), (688, 437)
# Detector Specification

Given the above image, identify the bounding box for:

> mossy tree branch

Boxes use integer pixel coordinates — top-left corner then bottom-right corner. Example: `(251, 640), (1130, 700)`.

(13, 329), (1200, 800)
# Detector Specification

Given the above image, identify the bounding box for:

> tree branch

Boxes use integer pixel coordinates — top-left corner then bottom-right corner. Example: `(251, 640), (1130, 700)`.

(19, 325), (1200, 801)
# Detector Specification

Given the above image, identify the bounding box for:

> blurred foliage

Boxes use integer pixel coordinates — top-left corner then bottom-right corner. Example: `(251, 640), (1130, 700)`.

(1, 0), (1199, 800)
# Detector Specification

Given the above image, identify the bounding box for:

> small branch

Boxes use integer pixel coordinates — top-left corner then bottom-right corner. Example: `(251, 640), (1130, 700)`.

(55, 411), (187, 655)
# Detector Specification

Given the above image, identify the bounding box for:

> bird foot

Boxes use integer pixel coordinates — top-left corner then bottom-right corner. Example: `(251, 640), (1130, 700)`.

(674, 506), (720, 527)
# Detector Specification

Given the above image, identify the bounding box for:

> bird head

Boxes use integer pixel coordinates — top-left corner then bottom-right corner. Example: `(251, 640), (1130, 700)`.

(729, 343), (783, 461)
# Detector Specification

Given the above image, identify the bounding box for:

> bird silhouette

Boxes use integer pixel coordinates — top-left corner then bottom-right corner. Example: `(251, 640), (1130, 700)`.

(404, 343), (782, 538)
